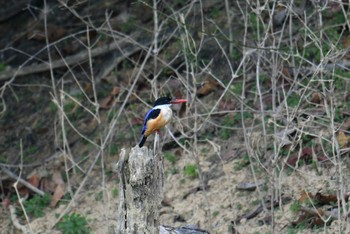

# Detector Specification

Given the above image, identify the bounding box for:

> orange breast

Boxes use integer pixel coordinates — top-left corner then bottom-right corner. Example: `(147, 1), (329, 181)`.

(144, 113), (170, 137)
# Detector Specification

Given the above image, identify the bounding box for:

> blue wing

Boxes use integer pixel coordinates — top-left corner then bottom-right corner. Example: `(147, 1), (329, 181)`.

(141, 108), (161, 135)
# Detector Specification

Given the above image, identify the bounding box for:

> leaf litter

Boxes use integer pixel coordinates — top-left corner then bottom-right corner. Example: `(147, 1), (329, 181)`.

(1, 0), (350, 233)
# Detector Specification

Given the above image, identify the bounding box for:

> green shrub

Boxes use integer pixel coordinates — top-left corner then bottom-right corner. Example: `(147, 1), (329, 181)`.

(22, 193), (51, 218)
(57, 213), (91, 234)
(183, 164), (198, 179)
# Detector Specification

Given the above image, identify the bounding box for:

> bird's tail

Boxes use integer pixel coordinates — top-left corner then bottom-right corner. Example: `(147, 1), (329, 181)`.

(138, 135), (147, 147)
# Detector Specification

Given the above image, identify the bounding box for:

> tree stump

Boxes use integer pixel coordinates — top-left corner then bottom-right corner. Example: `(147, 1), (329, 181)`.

(116, 147), (210, 234)
(116, 147), (163, 234)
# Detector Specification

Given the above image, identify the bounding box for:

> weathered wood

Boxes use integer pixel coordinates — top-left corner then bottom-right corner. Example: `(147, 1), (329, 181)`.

(159, 225), (210, 234)
(116, 147), (210, 234)
(116, 147), (163, 234)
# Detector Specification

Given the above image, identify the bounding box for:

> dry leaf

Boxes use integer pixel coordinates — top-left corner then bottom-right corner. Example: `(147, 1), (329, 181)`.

(314, 192), (338, 205)
(197, 79), (219, 97)
(311, 92), (322, 104)
(18, 174), (41, 195)
(286, 147), (327, 167)
(287, 147), (313, 167)
(50, 169), (65, 207)
(50, 184), (65, 207)
(52, 169), (64, 185)
(40, 178), (55, 193)
(27, 175), (40, 188)
(337, 131), (350, 148)
(99, 86), (120, 109)
(293, 207), (327, 226)
(299, 190), (312, 203)
(281, 66), (292, 79)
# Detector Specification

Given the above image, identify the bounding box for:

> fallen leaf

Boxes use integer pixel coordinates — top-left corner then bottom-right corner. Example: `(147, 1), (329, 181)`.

(196, 79), (219, 97)
(287, 147), (313, 167)
(299, 190), (313, 203)
(40, 178), (55, 193)
(285, 147), (327, 167)
(310, 92), (322, 104)
(292, 207), (334, 227)
(50, 169), (66, 207)
(336, 131), (350, 148)
(280, 66), (292, 79)
(18, 174), (41, 195)
(99, 86), (120, 109)
(50, 184), (65, 207)
(52, 169), (65, 186)
(314, 192), (338, 205)
(299, 190), (348, 206)
(27, 175), (40, 188)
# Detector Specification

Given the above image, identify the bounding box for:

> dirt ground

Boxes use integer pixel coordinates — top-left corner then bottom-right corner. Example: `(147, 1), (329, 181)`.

(1, 0), (350, 233)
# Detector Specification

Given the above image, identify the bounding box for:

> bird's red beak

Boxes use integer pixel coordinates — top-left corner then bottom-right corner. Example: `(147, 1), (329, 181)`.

(170, 99), (187, 104)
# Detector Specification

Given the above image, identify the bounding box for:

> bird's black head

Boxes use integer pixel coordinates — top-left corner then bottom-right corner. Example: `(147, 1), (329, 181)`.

(153, 97), (172, 107)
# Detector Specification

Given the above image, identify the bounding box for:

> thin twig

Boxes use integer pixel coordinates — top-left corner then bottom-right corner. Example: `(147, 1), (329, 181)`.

(1, 166), (44, 196)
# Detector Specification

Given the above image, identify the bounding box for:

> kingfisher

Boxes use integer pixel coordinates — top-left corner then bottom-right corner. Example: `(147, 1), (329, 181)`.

(138, 97), (187, 147)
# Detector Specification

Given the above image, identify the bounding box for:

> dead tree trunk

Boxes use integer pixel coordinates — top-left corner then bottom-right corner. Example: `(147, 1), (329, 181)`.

(116, 147), (163, 234)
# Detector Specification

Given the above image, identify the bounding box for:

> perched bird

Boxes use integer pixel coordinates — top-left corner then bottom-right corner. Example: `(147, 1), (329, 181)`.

(138, 97), (187, 147)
